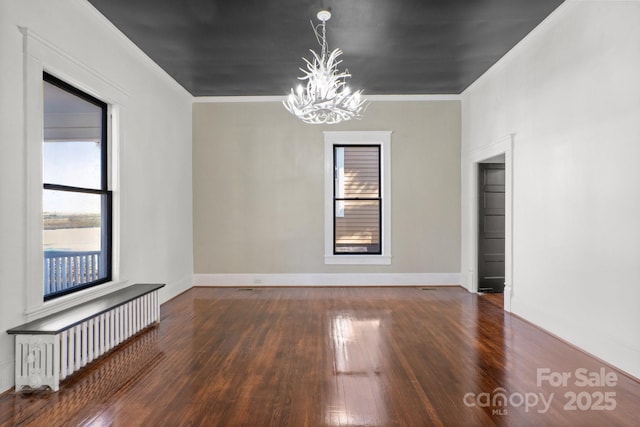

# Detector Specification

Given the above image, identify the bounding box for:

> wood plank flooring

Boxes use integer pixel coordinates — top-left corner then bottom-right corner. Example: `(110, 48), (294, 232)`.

(1, 286), (639, 426)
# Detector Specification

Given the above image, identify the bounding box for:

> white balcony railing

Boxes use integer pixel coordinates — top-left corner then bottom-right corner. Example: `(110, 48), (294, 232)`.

(44, 250), (101, 297)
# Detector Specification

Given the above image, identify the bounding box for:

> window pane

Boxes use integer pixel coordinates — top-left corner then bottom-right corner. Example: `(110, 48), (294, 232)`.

(335, 200), (381, 254)
(43, 80), (103, 189)
(335, 146), (379, 199)
(43, 190), (108, 296)
(335, 148), (345, 217)
(43, 141), (102, 189)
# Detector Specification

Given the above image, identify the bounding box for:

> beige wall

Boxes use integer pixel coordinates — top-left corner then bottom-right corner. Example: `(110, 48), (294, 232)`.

(193, 100), (460, 274)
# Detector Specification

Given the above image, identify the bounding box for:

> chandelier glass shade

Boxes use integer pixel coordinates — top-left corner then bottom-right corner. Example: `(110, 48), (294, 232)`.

(283, 10), (366, 124)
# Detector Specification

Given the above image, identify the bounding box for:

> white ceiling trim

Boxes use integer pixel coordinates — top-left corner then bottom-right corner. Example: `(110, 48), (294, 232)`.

(79, 0), (192, 99)
(462, 0), (574, 96)
(193, 94), (461, 103)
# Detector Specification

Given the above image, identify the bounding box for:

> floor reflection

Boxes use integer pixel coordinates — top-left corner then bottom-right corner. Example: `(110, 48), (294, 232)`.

(7, 327), (163, 427)
(325, 313), (389, 426)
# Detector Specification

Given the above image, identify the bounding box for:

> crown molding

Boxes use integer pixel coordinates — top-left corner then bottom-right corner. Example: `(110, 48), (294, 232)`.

(78, 0), (192, 99)
(462, 0), (574, 95)
(193, 96), (284, 103)
(193, 94), (461, 103)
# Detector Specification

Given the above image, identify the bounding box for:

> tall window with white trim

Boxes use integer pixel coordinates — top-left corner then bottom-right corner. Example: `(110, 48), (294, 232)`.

(324, 131), (391, 265)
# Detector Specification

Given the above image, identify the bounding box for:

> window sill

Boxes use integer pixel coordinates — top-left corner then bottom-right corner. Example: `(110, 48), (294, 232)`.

(25, 279), (129, 321)
(324, 255), (392, 265)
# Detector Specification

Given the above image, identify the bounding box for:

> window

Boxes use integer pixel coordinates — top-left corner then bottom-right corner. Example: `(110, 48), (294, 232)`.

(334, 145), (381, 254)
(42, 73), (112, 300)
(324, 131), (391, 265)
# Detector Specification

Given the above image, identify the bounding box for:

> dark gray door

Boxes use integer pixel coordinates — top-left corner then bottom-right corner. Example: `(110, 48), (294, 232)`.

(478, 163), (505, 293)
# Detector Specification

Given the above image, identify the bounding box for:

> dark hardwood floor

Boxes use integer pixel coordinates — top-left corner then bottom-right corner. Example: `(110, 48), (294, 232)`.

(1, 286), (639, 426)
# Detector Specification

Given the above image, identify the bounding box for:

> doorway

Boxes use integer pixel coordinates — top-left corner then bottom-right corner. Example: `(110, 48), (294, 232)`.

(477, 161), (505, 293)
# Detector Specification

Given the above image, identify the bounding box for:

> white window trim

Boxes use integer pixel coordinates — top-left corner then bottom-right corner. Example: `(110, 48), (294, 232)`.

(323, 131), (392, 265)
(21, 27), (128, 320)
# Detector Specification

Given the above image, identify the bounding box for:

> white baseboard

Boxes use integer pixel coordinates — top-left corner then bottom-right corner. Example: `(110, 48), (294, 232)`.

(460, 271), (473, 292)
(512, 297), (640, 381)
(193, 273), (460, 287)
(503, 285), (513, 312)
(0, 359), (14, 394)
(159, 274), (193, 304)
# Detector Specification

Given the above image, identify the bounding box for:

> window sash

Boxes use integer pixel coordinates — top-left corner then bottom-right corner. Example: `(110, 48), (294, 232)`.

(333, 145), (382, 255)
(44, 72), (108, 190)
(42, 73), (112, 300)
(43, 189), (112, 300)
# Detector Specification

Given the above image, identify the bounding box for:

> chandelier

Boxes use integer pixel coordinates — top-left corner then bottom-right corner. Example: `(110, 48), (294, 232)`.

(283, 9), (366, 124)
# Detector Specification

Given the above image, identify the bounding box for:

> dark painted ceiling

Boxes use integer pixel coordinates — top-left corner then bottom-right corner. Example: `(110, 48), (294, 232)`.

(87, 0), (564, 97)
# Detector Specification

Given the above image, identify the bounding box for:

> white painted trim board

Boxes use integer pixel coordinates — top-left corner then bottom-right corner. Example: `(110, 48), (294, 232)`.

(193, 273), (460, 287)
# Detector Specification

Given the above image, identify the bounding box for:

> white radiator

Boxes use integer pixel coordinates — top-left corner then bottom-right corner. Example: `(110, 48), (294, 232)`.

(13, 287), (161, 392)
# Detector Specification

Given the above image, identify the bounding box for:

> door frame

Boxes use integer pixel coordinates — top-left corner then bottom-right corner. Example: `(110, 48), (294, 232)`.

(477, 162), (506, 293)
(467, 134), (514, 311)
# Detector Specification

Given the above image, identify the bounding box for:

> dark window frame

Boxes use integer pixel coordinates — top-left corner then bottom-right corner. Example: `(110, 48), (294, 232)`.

(332, 144), (382, 255)
(43, 72), (112, 301)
